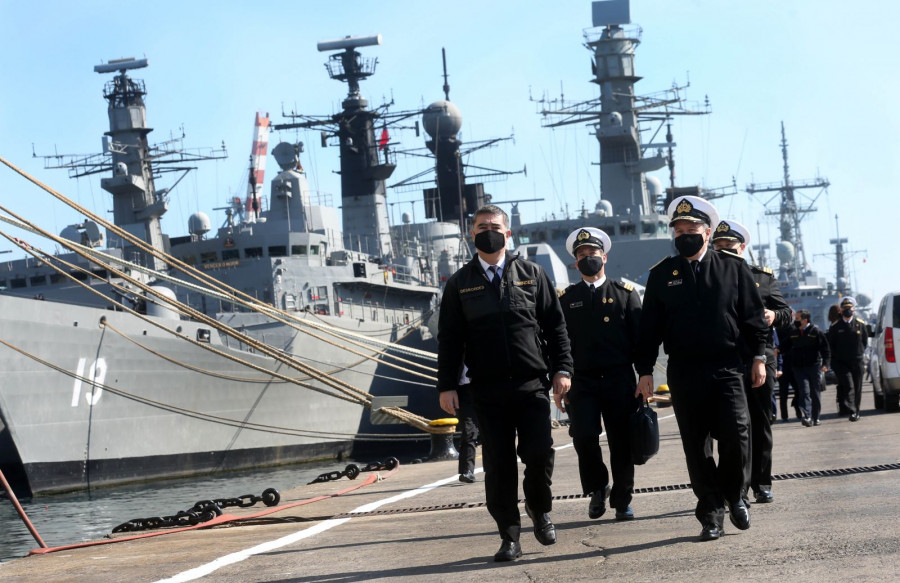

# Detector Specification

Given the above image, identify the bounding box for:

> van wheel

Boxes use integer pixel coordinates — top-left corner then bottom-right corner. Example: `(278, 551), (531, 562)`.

(886, 393), (900, 413)
(874, 389), (885, 410)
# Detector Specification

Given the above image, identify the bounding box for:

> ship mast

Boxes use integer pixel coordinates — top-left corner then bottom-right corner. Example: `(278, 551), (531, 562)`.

(746, 122), (829, 283)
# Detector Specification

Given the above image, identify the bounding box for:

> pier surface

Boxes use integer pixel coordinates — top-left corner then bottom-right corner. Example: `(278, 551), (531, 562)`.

(2, 386), (898, 582)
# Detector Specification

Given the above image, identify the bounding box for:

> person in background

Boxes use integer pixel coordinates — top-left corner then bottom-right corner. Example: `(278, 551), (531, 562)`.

(437, 204), (573, 562)
(782, 309), (830, 426)
(711, 219), (791, 505)
(776, 324), (802, 421)
(558, 227), (642, 522)
(827, 297), (869, 422)
(635, 196), (767, 542)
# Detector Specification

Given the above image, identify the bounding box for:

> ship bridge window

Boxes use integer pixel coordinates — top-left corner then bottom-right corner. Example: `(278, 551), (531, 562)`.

(71, 271), (88, 281)
(222, 249), (239, 261)
(92, 269), (108, 279)
(291, 244), (307, 255)
(30, 275), (47, 286)
(268, 245), (287, 257)
(181, 255), (197, 266)
(201, 251), (218, 264)
(619, 222), (636, 236)
(0, 279), (6, 289)
(600, 224), (615, 236)
(50, 273), (63, 284)
(641, 221), (658, 235)
(310, 245), (320, 256)
(10, 277), (26, 289)
(245, 247), (263, 259)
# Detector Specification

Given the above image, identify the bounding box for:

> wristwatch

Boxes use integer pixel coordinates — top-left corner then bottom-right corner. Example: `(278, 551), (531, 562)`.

(555, 370), (572, 378)
(753, 355), (767, 364)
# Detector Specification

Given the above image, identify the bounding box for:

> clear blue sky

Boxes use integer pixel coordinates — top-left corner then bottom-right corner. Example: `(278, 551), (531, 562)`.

(1, 0), (897, 307)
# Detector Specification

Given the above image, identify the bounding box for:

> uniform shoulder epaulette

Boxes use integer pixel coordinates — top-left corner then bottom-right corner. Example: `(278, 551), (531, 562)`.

(615, 280), (635, 292)
(719, 249), (742, 260)
(648, 256), (671, 271)
(750, 264), (773, 275)
(559, 284), (577, 297)
(855, 317), (866, 325)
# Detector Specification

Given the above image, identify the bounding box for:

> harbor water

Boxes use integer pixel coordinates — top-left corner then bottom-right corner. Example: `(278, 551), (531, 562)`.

(0, 459), (355, 563)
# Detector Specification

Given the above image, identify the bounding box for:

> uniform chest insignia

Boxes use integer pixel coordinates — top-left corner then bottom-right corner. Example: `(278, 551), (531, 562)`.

(459, 285), (485, 294)
(755, 282), (760, 287)
(514, 280), (535, 286)
(668, 279), (683, 286)
(603, 316), (610, 322)
(673, 269), (679, 276)
(569, 301), (584, 308)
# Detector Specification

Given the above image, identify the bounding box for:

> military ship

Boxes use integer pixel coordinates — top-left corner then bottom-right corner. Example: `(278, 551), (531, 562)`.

(746, 122), (871, 328)
(0, 38), (462, 496)
(507, 0), (719, 285)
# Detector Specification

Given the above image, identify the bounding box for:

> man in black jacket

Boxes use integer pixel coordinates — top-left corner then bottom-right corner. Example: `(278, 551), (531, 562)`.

(437, 204), (573, 562)
(559, 227), (642, 521)
(782, 309), (831, 426)
(712, 219), (792, 505)
(635, 196), (768, 542)
(827, 297), (868, 422)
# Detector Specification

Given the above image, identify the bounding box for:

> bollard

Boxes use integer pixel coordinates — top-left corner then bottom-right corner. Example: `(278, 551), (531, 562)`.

(427, 418), (460, 461)
(654, 384), (672, 408)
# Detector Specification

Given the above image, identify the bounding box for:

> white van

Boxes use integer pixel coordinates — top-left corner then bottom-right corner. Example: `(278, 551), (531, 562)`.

(871, 291), (900, 411)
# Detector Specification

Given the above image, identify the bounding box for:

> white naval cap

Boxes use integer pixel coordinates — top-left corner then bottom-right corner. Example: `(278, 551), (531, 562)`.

(666, 195), (719, 229)
(711, 219), (751, 246)
(840, 296), (856, 308)
(565, 227), (612, 258)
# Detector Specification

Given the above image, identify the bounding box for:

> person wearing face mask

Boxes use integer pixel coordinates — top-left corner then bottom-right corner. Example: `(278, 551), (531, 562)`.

(826, 297), (869, 422)
(782, 310), (830, 426)
(635, 196), (768, 542)
(558, 227), (642, 522)
(711, 219), (792, 506)
(437, 204), (573, 562)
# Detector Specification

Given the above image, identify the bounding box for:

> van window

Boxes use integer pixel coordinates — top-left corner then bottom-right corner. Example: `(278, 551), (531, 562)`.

(893, 294), (900, 328)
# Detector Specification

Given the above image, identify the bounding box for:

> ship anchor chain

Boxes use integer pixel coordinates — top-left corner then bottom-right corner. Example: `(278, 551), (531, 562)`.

(111, 487), (281, 533)
(307, 458), (399, 484)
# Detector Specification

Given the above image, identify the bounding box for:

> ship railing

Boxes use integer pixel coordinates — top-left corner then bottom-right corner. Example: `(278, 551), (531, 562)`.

(583, 23), (642, 45)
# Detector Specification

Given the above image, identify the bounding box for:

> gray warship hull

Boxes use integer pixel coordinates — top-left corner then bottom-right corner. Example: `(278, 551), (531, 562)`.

(0, 292), (437, 496)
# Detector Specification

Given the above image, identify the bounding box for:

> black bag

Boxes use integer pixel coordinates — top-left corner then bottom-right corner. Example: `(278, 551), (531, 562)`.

(629, 401), (659, 465)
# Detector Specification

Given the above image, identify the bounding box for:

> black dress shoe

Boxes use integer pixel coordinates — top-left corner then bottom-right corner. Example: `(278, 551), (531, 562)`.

(801, 417), (812, 427)
(493, 539), (522, 562)
(459, 471), (475, 483)
(525, 504), (557, 546)
(614, 505), (635, 521)
(699, 523), (723, 541)
(754, 486), (774, 504)
(588, 484), (611, 519)
(813, 419), (821, 426)
(849, 413), (860, 422)
(728, 501), (751, 530)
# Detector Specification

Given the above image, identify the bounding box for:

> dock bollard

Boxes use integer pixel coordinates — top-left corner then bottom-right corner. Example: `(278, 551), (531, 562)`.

(427, 418), (459, 461)
(654, 384), (672, 408)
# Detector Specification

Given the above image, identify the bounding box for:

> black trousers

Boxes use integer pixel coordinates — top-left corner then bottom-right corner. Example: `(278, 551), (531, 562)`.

(472, 377), (554, 543)
(567, 367), (640, 510)
(667, 358), (750, 527)
(778, 364), (800, 420)
(793, 365), (822, 421)
(833, 359), (865, 416)
(743, 358), (775, 493)
(456, 385), (479, 475)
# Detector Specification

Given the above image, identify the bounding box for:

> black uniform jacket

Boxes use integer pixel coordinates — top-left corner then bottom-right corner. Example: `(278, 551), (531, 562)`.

(635, 250), (768, 377)
(749, 263), (793, 340)
(826, 317), (868, 363)
(783, 323), (831, 368)
(437, 252), (573, 391)
(559, 278), (641, 373)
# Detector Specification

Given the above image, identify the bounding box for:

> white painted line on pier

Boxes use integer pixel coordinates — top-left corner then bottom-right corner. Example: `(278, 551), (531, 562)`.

(157, 412), (676, 582)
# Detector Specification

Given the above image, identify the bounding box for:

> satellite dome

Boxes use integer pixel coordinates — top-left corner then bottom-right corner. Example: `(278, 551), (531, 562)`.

(776, 241), (795, 263)
(645, 175), (663, 198)
(188, 212), (211, 236)
(595, 200), (613, 217)
(856, 293), (872, 308)
(837, 277), (849, 291)
(114, 162), (128, 176)
(60, 225), (81, 244)
(607, 111), (623, 126)
(422, 100), (462, 138)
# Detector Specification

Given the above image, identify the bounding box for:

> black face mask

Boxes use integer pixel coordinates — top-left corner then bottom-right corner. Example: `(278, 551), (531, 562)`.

(577, 256), (604, 277)
(674, 233), (706, 258)
(842, 308), (853, 318)
(474, 230), (507, 254)
(794, 320), (803, 329)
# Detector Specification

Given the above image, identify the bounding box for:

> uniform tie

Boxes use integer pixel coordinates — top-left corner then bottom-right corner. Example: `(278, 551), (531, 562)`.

(691, 260), (700, 275)
(488, 265), (502, 295)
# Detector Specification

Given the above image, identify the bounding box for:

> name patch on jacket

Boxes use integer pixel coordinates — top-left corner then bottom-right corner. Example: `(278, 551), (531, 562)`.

(569, 301), (584, 308)
(514, 280), (535, 286)
(459, 285), (485, 294)
(667, 279), (683, 287)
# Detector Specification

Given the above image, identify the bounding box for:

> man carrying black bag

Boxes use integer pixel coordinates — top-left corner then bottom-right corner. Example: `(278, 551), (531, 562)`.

(559, 227), (643, 521)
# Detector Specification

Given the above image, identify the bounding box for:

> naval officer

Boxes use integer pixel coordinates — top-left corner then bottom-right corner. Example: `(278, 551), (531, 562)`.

(712, 219), (791, 504)
(437, 204), (573, 562)
(827, 297), (868, 422)
(635, 195), (768, 541)
(558, 227), (642, 521)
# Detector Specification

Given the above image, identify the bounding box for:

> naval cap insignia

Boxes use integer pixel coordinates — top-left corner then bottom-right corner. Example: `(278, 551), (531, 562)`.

(676, 199), (693, 214)
(577, 229), (591, 241)
(716, 221), (730, 232)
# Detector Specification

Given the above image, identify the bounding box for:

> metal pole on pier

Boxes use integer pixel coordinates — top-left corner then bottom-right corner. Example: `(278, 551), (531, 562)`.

(0, 468), (47, 548)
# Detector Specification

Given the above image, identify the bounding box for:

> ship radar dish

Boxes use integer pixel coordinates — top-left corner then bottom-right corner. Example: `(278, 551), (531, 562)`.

(272, 142), (301, 171)
(188, 212), (211, 237)
(114, 162), (128, 176)
(423, 100), (463, 138)
(93, 57), (149, 74)
(776, 240), (795, 263)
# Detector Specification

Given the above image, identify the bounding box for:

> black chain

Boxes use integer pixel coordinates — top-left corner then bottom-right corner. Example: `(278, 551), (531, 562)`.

(111, 487), (281, 533)
(307, 458), (399, 484)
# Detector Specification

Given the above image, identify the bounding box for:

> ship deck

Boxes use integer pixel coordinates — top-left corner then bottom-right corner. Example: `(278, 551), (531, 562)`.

(2, 383), (898, 582)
